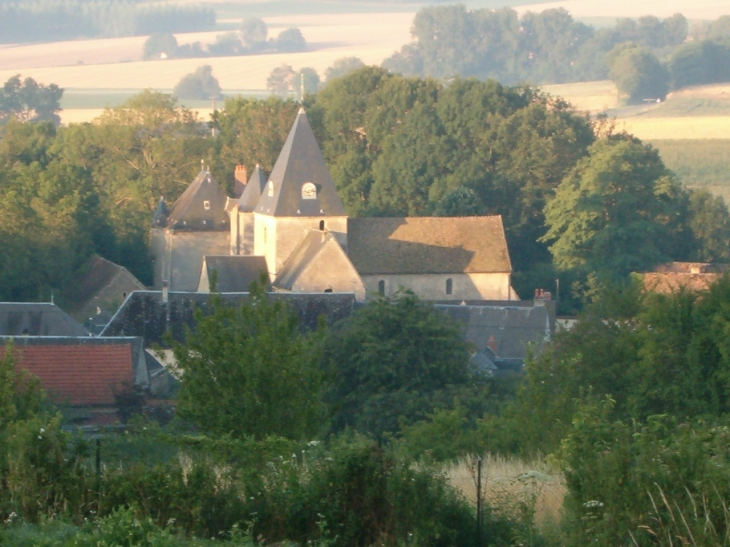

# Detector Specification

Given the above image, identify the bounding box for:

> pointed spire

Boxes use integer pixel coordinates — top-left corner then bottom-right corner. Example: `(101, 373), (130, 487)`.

(255, 109), (346, 217)
(238, 164), (267, 212)
(152, 196), (169, 227)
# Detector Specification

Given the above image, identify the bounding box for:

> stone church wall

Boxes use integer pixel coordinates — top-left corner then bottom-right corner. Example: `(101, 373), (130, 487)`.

(151, 230), (229, 291)
(361, 272), (512, 301)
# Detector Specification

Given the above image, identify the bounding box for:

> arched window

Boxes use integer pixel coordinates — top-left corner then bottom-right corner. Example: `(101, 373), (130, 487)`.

(446, 278), (453, 295)
(378, 280), (385, 295)
(319, 220), (325, 230)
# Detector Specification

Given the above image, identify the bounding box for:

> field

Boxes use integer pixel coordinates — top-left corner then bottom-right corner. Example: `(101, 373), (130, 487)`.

(541, 80), (618, 112)
(446, 454), (565, 528)
(516, 0), (730, 18)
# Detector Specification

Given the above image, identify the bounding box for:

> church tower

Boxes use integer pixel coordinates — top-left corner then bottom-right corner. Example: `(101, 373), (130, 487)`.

(253, 108), (348, 279)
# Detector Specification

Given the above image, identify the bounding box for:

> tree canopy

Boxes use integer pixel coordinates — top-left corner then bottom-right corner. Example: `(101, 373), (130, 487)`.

(173, 65), (222, 101)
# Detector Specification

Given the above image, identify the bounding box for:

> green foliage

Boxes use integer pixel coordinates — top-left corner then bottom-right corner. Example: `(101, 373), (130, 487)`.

(324, 57), (365, 83)
(324, 291), (477, 437)
(266, 64), (296, 97)
(296, 67), (321, 101)
(0, 75), (63, 126)
(0, 2), (215, 43)
(174, 279), (326, 441)
(542, 135), (687, 278)
(650, 139), (730, 192)
(240, 17), (267, 48)
(687, 189), (730, 262)
(143, 33), (178, 60)
(607, 44), (669, 104)
(173, 65), (222, 101)
(670, 40), (730, 89)
(384, 7), (684, 86)
(276, 27), (307, 53)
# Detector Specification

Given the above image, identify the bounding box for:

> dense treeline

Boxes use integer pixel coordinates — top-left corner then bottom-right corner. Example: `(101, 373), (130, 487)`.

(0, 1), (215, 43)
(384, 7), (730, 103)
(1, 70), (730, 307)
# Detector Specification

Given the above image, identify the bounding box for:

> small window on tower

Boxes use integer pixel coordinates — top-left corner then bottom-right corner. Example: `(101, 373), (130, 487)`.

(263, 227), (268, 244)
(446, 278), (453, 295)
(203, 200), (211, 210)
(302, 182), (317, 199)
(378, 280), (385, 295)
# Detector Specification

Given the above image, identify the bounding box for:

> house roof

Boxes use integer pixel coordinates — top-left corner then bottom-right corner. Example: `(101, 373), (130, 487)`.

(274, 230), (365, 299)
(255, 108), (346, 217)
(0, 303), (89, 337)
(66, 256), (145, 315)
(347, 216), (512, 275)
(200, 255), (269, 292)
(0, 338), (135, 406)
(165, 169), (229, 231)
(641, 272), (722, 294)
(238, 164), (267, 212)
(100, 291), (356, 347)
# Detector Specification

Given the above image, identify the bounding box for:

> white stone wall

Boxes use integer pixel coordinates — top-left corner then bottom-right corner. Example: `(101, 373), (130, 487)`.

(361, 272), (512, 301)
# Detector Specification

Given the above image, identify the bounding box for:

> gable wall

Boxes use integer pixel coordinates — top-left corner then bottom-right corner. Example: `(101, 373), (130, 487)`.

(291, 240), (366, 300)
(152, 230), (230, 291)
(361, 272), (512, 301)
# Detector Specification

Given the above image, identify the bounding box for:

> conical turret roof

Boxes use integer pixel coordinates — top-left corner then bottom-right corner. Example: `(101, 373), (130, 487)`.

(255, 108), (346, 217)
(165, 169), (229, 230)
(238, 164), (267, 212)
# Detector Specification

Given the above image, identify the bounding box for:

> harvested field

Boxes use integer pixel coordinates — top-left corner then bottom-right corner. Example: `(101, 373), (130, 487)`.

(0, 12), (413, 91)
(618, 117), (730, 140)
(541, 80), (617, 113)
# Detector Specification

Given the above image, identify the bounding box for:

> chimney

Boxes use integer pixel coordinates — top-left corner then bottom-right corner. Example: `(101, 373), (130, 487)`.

(486, 335), (498, 354)
(234, 165), (248, 198)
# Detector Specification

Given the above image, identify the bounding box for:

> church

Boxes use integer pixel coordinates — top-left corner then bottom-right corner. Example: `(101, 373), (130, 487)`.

(151, 108), (518, 302)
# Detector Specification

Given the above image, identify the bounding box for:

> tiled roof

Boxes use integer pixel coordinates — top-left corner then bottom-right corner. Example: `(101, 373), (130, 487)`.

(1, 342), (133, 406)
(0, 303), (89, 336)
(642, 272), (722, 294)
(347, 216), (512, 275)
(255, 109), (346, 217)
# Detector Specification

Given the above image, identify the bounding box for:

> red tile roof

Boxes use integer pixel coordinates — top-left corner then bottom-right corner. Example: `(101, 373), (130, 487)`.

(1, 344), (133, 406)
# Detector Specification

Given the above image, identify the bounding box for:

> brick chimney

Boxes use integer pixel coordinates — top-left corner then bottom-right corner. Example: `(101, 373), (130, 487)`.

(234, 165), (248, 197)
(486, 335), (498, 354)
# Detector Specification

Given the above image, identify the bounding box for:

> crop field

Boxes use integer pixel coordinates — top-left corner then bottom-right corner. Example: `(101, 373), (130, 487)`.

(0, 11), (413, 93)
(618, 117), (730, 140)
(446, 454), (565, 529)
(541, 80), (618, 113)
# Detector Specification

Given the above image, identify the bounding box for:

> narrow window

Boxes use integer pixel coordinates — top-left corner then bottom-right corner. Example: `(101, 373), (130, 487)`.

(378, 280), (385, 295)
(446, 278), (453, 295)
(263, 227), (268, 244)
(203, 200), (211, 210)
(324, 288), (333, 293)
(319, 220), (325, 230)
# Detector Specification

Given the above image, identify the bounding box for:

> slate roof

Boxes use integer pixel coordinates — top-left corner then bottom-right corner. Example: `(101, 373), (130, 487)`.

(200, 256), (269, 292)
(165, 169), (229, 230)
(66, 256), (145, 316)
(437, 302), (554, 360)
(0, 303), (89, 337)
(348, 216), (512, 275)
(0, 337), (137, 406)
(238, 165), (267, 212)
(101, 291), (356, 347)
(255, 109), (346, 217)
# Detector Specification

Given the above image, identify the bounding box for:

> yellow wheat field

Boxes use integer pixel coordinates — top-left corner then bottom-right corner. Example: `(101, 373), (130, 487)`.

(542, 80), (618, 113)
(445, 454), (565, 528)
(618, 117), (730, 140)
(0, 12), (413, 91)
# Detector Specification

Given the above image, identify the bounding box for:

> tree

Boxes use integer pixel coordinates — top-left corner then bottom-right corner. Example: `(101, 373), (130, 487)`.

(266, 64), (296, 97)
(143, 33), (178, 60)
(0, 75), (63, 126)
(174, 279), (326, 440)
(541, 135), (687, 278)
(670, 41), (730, 90)
(687, 189), (730, 262)
(293, 67), (320, 101)
(323, 291), (474, 437)
(607, 45), (669, 104)
(173, 65), (222, 101)
(324, 57), (365, 82)
(276, 27), (306, 53)
(240, 17), (267, 49)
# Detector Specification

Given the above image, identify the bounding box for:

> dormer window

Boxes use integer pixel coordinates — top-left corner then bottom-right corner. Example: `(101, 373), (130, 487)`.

(203, 200), (211, 210)
(302, 182), (317, 199)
